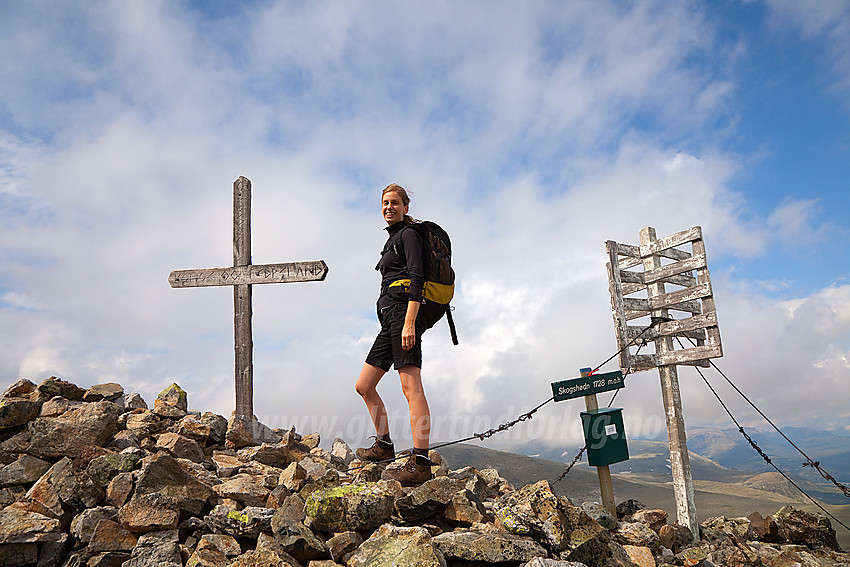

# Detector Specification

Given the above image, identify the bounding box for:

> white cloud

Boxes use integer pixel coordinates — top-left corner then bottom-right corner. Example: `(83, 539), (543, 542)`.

(0, 1), (847, 455)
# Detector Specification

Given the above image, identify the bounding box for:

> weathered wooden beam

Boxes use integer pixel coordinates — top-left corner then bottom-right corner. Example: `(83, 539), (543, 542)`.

(168, 261), (329, 288)
(643, 254), (706, 286)
(234, 176), (253, 420)
(640, 226), (699, 540)
(640, 226), (702, 258)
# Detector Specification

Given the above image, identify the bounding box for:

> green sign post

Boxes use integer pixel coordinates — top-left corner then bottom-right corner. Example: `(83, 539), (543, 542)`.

(551, 370), (624, 402)
(551, 368), (627, 515)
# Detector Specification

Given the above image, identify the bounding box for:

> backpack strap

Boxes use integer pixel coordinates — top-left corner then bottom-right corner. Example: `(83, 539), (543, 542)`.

(446, 304), (458, 345)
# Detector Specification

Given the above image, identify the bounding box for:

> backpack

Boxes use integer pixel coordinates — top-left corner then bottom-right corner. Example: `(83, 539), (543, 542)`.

(387, 220), (459, 345)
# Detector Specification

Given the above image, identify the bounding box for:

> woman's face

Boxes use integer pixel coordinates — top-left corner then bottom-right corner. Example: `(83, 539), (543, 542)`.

(382, 191), (408, 225)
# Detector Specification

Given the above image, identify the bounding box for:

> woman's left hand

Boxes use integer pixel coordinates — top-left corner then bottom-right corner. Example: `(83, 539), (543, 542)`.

(401, 300), (420, 351)
(401, 321), (416, 351)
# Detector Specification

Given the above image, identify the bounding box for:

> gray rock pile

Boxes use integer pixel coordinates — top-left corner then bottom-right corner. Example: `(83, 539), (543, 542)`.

(0, 376), (847, 567)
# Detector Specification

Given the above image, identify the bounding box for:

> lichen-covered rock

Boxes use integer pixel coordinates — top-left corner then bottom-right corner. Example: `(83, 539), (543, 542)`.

(304, 481), (394, 533)
(204, 505), (273, 539)
(85, 451), (142, 488)
(495, 480), (607, 556)
(347, 524), (446, 567)
(156, 383), (188, 412)
(433, 529), (547, 563)
(27, 400), (122, 458)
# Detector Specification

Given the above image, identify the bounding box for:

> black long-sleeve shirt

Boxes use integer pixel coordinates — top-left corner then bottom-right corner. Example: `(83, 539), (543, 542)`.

(376, 221), (424, 310)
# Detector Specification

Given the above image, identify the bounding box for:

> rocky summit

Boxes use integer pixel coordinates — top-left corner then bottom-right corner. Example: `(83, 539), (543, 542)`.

(0, 377), (847, 567)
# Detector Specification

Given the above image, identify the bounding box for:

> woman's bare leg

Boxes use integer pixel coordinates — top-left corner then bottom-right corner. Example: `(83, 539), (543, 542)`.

(355, 363), (390, 436)
(399, 365), (430, 449)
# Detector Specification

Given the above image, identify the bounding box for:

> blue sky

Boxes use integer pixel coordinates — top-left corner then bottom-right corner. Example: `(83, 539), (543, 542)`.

(1, 1), (848, 452)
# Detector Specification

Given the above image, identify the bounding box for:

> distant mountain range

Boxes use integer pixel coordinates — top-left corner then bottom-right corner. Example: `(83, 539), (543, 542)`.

(437, 437), (850, 551)
(506, 426), (850, 506)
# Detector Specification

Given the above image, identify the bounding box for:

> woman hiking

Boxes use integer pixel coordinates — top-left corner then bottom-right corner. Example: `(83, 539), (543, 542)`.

(354, 184), (445, 485)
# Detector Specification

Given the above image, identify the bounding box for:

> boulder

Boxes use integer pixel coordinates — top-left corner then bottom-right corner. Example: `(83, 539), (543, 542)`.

(200, 412), (228, 445)
(156, 383), (188, 412)
(124, 392), (148, 410)
(659, 522), (695, 552)
(87, 518), (138, 552)
(615, 521), (660, 549)
(4, 378), (42, 400)
(347, 524), (446, 567)
(198, 533), (242, 556)
(495, 480), (608, 556)
(174, 415), (211, 443)
(134, 453), (213, 516)
(0, 454), (52, 487)
(773, 505), (841, 551)
(225, 414), (281, 449)
(37, 377), (85, 401)
(156, 432), (205, 463)
(632, 508), (668, 532)
(394, 476), (466, 522)
(331, 437), (355, 466)
(581, 502), (619, 531)
(211, 451), (244, 478)
(85, 450), (142, 488)
(83, 383), (124, 403)
(122, 541), (183, 567)
(238, 442), (292, 468)
(433, 529), (548, 563)
(0, 397), (44, 429)
(27, 400), (122, 459)
(0, 506), (62, 544)
(304, 481), (395, 533)
(213, 473), (270, 507)
(124, 409), (163, 438)
(28, 456), (104, 512)
(443, 488), (487, 527)
(118, 492), (180, 533)
(70, 505), (119, 543)
(204, 505), (274, 539)
(327, 530), (363, 563)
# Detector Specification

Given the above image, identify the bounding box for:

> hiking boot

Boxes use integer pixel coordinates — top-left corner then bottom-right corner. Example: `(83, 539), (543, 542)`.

(355, 438), (395, 462)
(381, 452), (433, 486)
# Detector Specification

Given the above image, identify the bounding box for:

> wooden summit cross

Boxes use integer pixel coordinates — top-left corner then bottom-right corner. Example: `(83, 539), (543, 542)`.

(169, 176), (328, 419)
(605, 226), (722, 540)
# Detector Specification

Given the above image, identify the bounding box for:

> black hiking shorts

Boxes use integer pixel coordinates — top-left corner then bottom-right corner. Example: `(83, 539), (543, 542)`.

(365, 300), (445, 371)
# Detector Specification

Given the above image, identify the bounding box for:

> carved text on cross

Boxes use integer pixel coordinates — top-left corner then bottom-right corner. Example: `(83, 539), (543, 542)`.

(169, 176), (328, 418)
